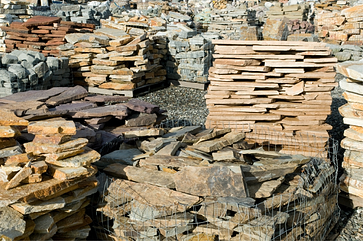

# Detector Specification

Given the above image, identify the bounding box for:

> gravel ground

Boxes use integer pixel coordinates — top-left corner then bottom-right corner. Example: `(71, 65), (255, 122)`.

(138, 77), (358, 240)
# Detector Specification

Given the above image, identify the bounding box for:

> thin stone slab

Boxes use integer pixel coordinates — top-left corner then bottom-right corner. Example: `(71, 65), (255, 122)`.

(84, 95), (130, 104)
(126, 99), (160, 114)
(27, 120), (76, 135)
(0, 206), (26, 240)
(173, 166), (247, 197)
(0, 109), (28, 126)
(72, 104), (130, 118)
(139, 155), (201, 170)
(193, 132), (246, 153)
(344, 128), (363, 142)
(96, 148), (142, 169)
(103, 163), (128, 179)
(339, 103), (363, 118)
(125, 113), (158, 127)
(248, 177), (285, 198)
(0, 87), (68, 102)
(0, 166), (96, 207)
(108, 179), (200, 212)
(139, 139), (164, 153)
(344, 150), (363, 168)
(124, 166), (175, 188)
(48, 165), (89, 180)
(53, 102), (97, 115)
(31, 161), (48, 174)
(22, 16), (61, 28)
(33, 134), (72, 145)
(44, 148), (100, 167)
(0, 126), (20, 138)
(5, 153), (34, 166)
(343, 91), (363, 104)
(33, 213), (56, 234)
(24, 138), (88, 155)
(343, 117), (363, 127)
(337, 61), (363, 81)
(45, 86), (89, 106)
(23, 109), (69, 121)
(0, 144), (23, 159)
(123, 128), (165, 138)
(0, 166), (21, 182)
(0, 138), (17, 149)
(11, 196), (66, 215)
(341, 137), (363, 151)
(340, 78), (363, 95)
(5, 165), (32, 190)
(155, 141), (181, 156)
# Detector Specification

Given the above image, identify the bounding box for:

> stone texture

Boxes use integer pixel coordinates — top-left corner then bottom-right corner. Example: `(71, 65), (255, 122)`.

(193, 132), (246, 153)
(5, 165), (32, 190)
(0, 109), (28, 126)
(48, 165), (89, 180)
(0, 125), (19, 138)
(24, 138), (88, 155)
(45, 86), (88, 106)
(126, 98), (160, 114)
(72, 104), (130, 118)
(96, 148), (142, 169)
(124, 166), (175, 188)
(11, 196), (65, 215)
(0, 206), (26, 240)
(337, 61), (363, 81)
(27, 120), (76, 135)
(44, 149), (100, 167)
(173, 166), (247, 197)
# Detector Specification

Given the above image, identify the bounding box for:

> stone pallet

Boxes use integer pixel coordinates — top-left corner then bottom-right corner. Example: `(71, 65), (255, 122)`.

(92, 126), (338, 241)
(0, 49), (71, 97)
(166, 31), (212, 86)
(336, 61), (363, 208)
(0, 110), (99, 241)
(266, 3), (310, 22)
(316, 4), (363, 45)
(60, 30), (167, 94)
(205, 40), (338, 157)
(2, 15), (95, 56)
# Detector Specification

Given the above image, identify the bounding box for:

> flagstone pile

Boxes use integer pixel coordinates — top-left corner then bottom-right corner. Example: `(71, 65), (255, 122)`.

(1, 15), (95, 56)
(0, 49), (71, 97)
(0, 110), (100, 240)
(336, 61), (363, 207)
(316, 4), (363, 45)
(93, 126), (338, 241)
(205, 40), (338, 157)
(59, 30), (167, 96)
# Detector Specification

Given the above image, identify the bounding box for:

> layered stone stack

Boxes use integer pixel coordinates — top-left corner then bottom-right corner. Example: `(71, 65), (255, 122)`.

(285, 19), (315, 41)
(327, 44), (363, 62)
(336, 61), (363, 207)
(0, 50), (71, 97)
(0, 112), (100, 240)
(266, 4), (311, 22)
(206, 40), (338, 157)
(166, 33), (212, 88)
(195, 7), (260, 40)
(0, 0), (30, 22)
(93, 126), (338, 240)
(1, 15), (95, 56)
(315, 0), (349, 12)
(60, 30), (167, 96)
(316, 4), (363, 45)
(52, 4), (111, 26)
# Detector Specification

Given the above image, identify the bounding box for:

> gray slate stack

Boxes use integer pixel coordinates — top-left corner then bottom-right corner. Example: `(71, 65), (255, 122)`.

(166, 30), (212, 85)
(52, 4), (111, 26)
(0, 50), (71, 97)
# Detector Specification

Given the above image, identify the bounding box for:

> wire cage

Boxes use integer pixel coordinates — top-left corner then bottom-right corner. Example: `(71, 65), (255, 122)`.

(89, 121), (340, 241)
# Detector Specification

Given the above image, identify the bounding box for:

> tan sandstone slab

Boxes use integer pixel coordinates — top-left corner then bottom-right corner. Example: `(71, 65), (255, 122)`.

(0, 109), (29, 126)
(124, 166), (175, 189)
(24, 138), (88, 155)
(27, 120), (76, 135)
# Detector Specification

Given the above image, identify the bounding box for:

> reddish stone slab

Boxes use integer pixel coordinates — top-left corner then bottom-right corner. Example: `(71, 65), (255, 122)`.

(126, 99), (160, 114)
(31, 29), (50, 34)
(0, 87), (69, 102)
(22, 16), (62, 28)
(60, 21), (95, 30)
(84, 95), (130, 104)
(45, 86), (89, 106)
(72, 104), (130, 119)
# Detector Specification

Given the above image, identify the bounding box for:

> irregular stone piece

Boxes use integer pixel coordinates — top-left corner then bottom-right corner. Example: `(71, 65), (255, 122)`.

(0, 138), (17, 149)
(0, 109), (28, 126)
(212, 149), (239, 162)
(125, 113), (158, 127)
(193, 132), (246, 153)
(124, 166), (175, 188)
(108, 179), (200, 212)
(33, 213), (56, 234)
(31, 161), (48, 174)
(340, 78), (363, 95)
(24, 138), (88, 155)
(123, 128), (165, 138)
(155, 141), (181, 156)
(72, 104), (130, 118)
(5, 165), (32, 190)
(44, 148), (85, 161)
(5, 153), (34, 166)
(103, 163), (128, 179)
(0, 145), (23, 159)
(27, 120), (76, 135)
(48, 165), (89, 180)
(0, 126), (20, 138)
(173, 166), (247, 197)
(126, 99), (160, 114)
(0, 166), (22, 182)
(248, 177), (285, 198)
(96, 148), (142, 168)
(45, 86), (88, 106)
(139, 155), (201, 169)
(337, 61), (363, 81)
(11, 196), (66, 215)
(44, 149), (100, 167)
(33, 134), (72, 145)
(140, 139), (164, 153)
(0, 206), (26, 240)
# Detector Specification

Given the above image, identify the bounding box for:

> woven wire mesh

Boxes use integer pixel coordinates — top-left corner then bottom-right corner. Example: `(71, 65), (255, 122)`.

(90, 122), (340, 241)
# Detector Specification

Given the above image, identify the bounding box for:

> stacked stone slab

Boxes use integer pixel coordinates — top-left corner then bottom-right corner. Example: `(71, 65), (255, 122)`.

(316, 4), (363, 45)
(0, 111), (100, 240)
(315, 0), (349, 12)
(0, 0), (31, 22)
(52, 4), (111, 26)
(60, 30), (167, 96)
(336, 61), (363, 207)
(266, 3), (311, 22)
(0, 50), (71, 97)
(93, 127), (338, 240)
(195, 7), (260, 40)
(1, 15), (95, 56)
(206, 40), (338, 157)
(166, 32), (212, 86)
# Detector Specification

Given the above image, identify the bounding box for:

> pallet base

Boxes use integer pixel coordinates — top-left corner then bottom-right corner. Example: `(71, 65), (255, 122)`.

(87, 81), (168, 97)
(170, 79), (209, 90)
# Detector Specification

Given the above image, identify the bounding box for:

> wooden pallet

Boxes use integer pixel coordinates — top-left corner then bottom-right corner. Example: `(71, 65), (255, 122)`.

(87, 81), (168, 97)
(170, 79), (209, 90)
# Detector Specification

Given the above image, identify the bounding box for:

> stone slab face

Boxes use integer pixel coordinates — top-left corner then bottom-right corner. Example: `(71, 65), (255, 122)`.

(32, 134), (72, 145)
(27, 120), (76, 135)
(193, 132), (245, 153)
(96, 148), (142, 169)
(0, 87), (68, 102)
(0, 206), (26, 240)
(125, 113), (158, 127)
(126, 99), (160, 114)
(48, 165), (89, 180)
(45, 86), (88, 106)
(5, 166), (32, 190)
(24, 138), (88, 155)
(337, 61), (363, 81)
(108, 179), (200, 212)
(0, 126), (19, 138)
(11, 196), (66, 215)
(124, 166), (175, 189)
(173, 166), (247, 198)
(340, 78), (363, 95)
(0, 109), (28, 126)
(22, 16), (61, 28)
(44, 149), (100, 168)
(72, 104), (130, 118)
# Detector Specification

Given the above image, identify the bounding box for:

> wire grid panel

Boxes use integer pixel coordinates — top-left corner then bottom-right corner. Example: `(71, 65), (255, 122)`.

(91, 127), (340, 241)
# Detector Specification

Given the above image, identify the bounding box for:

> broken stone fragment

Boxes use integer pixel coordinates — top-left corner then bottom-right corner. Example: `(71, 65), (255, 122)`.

(27, 120), (76, 135)
(24, 138), (88, 155)
(0, 206), (26, 240)
(5, 162), (32, 190)
(125, 98), (160, 114)
(0, 125), (20, 138)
